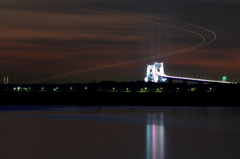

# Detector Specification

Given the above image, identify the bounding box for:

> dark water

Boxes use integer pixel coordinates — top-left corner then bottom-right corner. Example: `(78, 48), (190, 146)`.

(1, 106), (240, 159)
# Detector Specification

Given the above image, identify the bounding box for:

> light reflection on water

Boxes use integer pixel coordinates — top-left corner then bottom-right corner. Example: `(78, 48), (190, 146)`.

(146, 112), (165, 159)
(2, 106), (240, 159)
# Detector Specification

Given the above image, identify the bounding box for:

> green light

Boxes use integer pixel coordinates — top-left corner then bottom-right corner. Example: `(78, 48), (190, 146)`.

(222, 76), (227, 82)
(42, 87), (44, 90)
(113, 88), (115, 90)
(126, 88), (128, 90)
(70, 87), (72, 90)
(157, 88), (159, 91)
(141, 88), (143, 91)
(14, 88), (16, 90)
(144, 87), (147, 90)
(85, 87), (87, 90)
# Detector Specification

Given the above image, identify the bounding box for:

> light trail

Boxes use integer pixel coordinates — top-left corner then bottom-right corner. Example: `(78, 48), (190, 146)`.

(26, 0), (216, 83)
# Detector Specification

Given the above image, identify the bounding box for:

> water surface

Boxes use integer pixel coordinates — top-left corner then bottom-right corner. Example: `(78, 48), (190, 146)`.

(0, 106), (240, 159)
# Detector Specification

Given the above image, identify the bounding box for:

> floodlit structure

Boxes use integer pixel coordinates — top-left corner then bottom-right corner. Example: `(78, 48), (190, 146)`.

(144, 62), (167, 83)
(144, 62), (236, 84)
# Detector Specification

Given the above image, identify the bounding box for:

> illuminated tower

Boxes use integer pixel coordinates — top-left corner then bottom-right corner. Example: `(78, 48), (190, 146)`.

(4, 77), (9, 84)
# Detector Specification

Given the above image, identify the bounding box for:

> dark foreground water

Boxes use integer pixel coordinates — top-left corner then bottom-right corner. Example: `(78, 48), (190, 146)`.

(1, 106), (240, 159)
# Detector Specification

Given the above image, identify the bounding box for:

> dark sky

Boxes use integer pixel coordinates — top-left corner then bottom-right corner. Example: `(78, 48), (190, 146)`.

(0, 0), (240, 83)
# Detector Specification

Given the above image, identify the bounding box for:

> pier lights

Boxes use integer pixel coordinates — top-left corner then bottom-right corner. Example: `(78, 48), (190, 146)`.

(126, 88), (128, 91)
(70, 87), (73, 90)
(42, 87), (44, 90)
(157, 88), (159, 91)
(85, 87), (87, 90)
(113, 87), (115, 90)
(141, 88), (143, 91)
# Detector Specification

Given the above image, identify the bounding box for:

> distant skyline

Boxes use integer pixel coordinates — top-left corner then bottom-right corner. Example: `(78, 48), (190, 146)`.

(0, 0), (240, 83)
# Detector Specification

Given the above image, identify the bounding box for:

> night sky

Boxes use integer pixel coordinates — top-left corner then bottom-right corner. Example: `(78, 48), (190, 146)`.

(1, 0), (240, 83)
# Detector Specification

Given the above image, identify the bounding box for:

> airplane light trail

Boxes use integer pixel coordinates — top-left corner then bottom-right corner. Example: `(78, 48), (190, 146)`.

(25, 0), (216, 84)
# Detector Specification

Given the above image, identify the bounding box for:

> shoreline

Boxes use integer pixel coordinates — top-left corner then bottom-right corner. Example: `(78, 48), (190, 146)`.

(0, 91), (238, 106)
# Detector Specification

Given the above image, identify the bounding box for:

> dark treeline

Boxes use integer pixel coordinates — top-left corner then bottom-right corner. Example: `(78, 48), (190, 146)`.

(0, 80), (239, 106)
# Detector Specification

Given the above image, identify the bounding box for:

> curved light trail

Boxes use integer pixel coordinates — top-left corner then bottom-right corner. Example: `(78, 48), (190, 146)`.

(26, 0), (216, 83)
